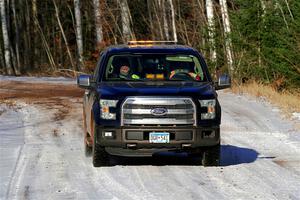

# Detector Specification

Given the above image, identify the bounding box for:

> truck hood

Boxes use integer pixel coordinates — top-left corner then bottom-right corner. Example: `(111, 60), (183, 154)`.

(97, 82), (216, 99)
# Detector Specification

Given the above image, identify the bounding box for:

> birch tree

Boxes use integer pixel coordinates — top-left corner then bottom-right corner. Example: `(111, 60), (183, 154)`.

(220, 0), (234, 74)
(93, 0), (103, 46)
(169, 0), (177, 42)
(0, 0), (13, 75)
(162, 0), (169, 40)
(206, 0), (216, 65)
(118, 0), (134, 42)
(74, 0), (83, 70)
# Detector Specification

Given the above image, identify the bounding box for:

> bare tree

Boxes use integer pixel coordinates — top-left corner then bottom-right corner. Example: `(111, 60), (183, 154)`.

(11, 0), (20, 73)
(53, 0), (75, 71)
(169, 0), (177, 42)
(161, 0), (169, 40)
(0, 35), (4, 72)
(0, 0), (13, 75)
(284, 0), (294, 21)
(153, 0), (164, 39)
(118, 0), (134, 42)
(220, 0), (233, 74)
(206, 0), (216, 65)
(32, 0), (38, 69)
(93, 0), (103, 46)
(147, 0), (154, 40)
(74, 0), (83, 70)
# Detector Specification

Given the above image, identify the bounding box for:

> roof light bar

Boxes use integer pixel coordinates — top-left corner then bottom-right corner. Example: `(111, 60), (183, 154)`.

(127, 40), (177, 45)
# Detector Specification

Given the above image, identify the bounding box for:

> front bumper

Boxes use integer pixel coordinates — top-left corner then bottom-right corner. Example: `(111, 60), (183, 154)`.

(95, 126), (220, 156)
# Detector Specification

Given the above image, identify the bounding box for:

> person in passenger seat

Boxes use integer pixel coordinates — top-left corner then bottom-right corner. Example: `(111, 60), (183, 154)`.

(119, 60), (140, 80)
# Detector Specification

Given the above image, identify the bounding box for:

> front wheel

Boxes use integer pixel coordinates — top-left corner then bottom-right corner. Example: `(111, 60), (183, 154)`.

(92, 142), (110, 167)
(201, 144), (220, 167)
(92, 124), (110, 167)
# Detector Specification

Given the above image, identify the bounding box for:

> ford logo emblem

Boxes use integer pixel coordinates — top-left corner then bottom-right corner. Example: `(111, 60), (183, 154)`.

(150, 107), (168, 116)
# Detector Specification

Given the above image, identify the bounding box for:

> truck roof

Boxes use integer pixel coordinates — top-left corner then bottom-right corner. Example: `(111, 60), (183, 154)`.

(105, 44), (200, 55)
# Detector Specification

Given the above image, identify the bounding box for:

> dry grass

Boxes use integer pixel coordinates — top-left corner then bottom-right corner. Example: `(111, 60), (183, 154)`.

(232, 81), (300, 116)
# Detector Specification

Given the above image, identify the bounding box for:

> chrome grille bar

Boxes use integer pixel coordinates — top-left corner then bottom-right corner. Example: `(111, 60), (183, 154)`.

(123, 108), (194, 115)
(121, 97), (196, 126)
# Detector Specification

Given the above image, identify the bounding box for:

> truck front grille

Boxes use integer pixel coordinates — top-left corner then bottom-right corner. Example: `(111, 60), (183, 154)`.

(121, 97), (196, 126)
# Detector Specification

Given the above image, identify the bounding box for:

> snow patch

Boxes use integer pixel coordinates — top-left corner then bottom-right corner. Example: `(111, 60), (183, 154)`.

(292, 112), (300, 121)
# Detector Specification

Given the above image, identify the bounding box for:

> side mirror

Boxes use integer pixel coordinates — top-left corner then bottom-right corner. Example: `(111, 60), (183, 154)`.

(215, 74), (231, 90)
(77, 74), (94, 89)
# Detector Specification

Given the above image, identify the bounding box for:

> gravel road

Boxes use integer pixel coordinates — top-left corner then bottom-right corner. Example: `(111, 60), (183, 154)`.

(0, 77), (299, 200)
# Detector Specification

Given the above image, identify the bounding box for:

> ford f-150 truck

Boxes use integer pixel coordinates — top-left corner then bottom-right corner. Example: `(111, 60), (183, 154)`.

(77, 41), (231, 167)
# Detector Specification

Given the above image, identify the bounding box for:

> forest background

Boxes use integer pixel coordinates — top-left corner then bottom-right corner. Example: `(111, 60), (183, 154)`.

(0, 0), (299, 92)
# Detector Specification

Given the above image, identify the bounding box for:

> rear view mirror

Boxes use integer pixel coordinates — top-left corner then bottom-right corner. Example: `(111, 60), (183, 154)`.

(215, 74), (231, 90)
(77, 74), (93, 89)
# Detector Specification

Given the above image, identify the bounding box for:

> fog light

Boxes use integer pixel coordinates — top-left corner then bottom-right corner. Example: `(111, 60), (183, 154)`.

(102, 131), (115, 139)
(105, 132), (113, 137)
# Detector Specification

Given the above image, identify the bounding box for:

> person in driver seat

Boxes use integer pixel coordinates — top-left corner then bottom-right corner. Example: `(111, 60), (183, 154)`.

(169, 68), (201, 81)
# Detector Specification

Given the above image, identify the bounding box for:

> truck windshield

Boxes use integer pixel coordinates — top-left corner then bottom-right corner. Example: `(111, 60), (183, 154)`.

(104, 54), (206, 82)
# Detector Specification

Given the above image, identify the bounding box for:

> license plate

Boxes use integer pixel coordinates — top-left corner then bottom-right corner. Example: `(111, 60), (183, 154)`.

(149, 132), (170, 143)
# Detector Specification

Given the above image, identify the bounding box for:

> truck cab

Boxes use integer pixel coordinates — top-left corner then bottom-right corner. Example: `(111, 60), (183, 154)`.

(78, 41), (230, 167)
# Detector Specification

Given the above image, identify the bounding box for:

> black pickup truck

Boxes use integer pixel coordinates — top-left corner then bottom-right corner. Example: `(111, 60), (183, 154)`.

(77, 41), (230, 167)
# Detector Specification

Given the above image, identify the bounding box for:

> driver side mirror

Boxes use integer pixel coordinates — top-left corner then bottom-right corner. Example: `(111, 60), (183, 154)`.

(215, 74), (231, 90)
(77, 74), (94, 89)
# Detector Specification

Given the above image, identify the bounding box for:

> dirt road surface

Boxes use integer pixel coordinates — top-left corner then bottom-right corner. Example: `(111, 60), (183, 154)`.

(1, 76), (299, 200)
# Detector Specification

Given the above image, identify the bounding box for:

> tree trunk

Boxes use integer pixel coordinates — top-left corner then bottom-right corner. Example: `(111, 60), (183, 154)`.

(169, 0), (177, 42)
(284, 0), (294, 21)
(35, 14), (56, 70)
(219, 0), (233, 74)
(162, 0), (169, 40)
(206, 0), (216, 65)
(0, 36), (4, 72)
(11, 0), (20, 74)
(93, 0), (103, 47)
(32, 0), (38, 70)
(23, 0), (31, 71)
(52, 0), (75, 71)
(153, 0), (163, 40)
(0, 0), (13, 75)
(147, 0), (154, 40)
(118, 0), (134, 42)
(74, 0), (83, 71)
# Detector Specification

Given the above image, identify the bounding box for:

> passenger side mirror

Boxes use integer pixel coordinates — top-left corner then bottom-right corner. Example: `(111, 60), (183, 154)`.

(77, 74), (94, 89)
(215, 74), (231, 90)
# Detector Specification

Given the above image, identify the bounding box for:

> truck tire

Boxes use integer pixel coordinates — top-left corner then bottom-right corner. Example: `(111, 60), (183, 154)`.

(92, 125), (110, 167)
(201, 144), (220, 167)
(92, 143), (110, 167)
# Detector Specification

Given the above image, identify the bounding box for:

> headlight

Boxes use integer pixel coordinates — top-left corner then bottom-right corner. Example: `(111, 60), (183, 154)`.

(100, 99), (118, 120)
(199, 99), (216, 119)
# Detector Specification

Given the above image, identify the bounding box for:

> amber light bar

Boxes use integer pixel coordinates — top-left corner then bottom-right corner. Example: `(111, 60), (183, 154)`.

(127, 40), (177, 45)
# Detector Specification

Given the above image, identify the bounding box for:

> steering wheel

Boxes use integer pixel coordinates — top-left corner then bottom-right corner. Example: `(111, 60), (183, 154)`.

(169, 71), (194, 81)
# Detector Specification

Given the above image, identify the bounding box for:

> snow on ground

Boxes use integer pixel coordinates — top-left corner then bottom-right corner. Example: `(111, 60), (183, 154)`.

(293, 112), (300, 121)
(0, 77), (299, 200)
